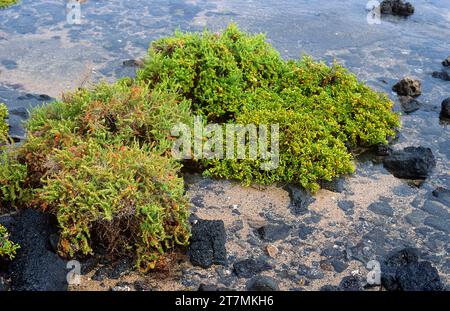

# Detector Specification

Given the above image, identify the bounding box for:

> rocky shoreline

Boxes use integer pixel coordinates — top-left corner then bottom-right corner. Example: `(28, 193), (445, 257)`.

(0, 0), (449, 292)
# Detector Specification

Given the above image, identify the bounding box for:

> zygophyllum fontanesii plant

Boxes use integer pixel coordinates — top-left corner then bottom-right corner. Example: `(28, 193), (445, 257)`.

(2, 80), (191, 271)
(137, 23), (400, 192)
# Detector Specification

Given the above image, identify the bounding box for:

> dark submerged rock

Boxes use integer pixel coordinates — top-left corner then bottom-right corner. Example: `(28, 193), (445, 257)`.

(431, 187), (450, 206)
(432, 71), (450, 81)
(188, 219), (227, 268)
(383, 147), (436, 179)
(440, 98), (450, 119)
(392, 77), (421, 97)
(399, 96), (421, 114)
(122, 58), (144, 67)
(424, 216), (450, 233)
(380, 0), (415, 17)
(443, 57), (450, 67)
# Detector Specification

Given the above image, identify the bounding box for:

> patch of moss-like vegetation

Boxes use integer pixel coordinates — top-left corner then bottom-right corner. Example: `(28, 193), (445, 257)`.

(137, 24), (400, 191)
(0, 224), (19, 260)
(0, 0), (18, 9)
(2, 80), (191, 271)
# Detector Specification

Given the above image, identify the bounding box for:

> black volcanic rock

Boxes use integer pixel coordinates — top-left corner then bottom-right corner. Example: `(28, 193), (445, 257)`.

(383, 147), (436, 179)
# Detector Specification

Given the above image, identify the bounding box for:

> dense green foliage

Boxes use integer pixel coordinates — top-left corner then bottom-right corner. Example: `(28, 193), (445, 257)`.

(0, 224), (19, 260)
(0, 0), (18, 9)
(137, 24), (400, 191)
(4, 80), (191, 270)
(0, 103), (8, 140)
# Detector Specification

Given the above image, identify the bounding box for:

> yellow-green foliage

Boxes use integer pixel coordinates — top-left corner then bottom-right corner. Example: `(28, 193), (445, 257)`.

(0, 103), (8, 140)
(0, 0), (18, 9)
(0, 150), (28, 206)
(0, 224), (19, 260)
(138, 24), (400, 191)
(8, 79), (191, 271)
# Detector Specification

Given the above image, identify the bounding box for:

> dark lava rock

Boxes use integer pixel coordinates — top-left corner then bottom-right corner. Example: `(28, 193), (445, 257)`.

(79, 256), (99, 275)
(246, 276), (279, 291)
(440, 98), (450, 119)
(188, 219), (227, 268)
(320, 247), (346, 260)
(107, 258), (133, 279)
(380, 0), (415, 17)
(257, 223), (291, 242)
(297, 264), (325, 280)
(319, 177), (345, 193)
(134, 280), (153, 291)
(368, 201), (394, 217)
(396, 261), (443, 291)
(9, 209), (68, 291)
(91, 266), (109, 282)
(0, 214), (15, 230)
(298, 224), (314, 240)
(330, 260), (349, 273)
(432, 71), (450, 81)
(376, 144), (392, 156)
(399, 96), (421, 114)
(339, 276), (363, 291)
(338, 200), (355, 215)
(233, 258), (272, 278)
(392, 77), (421, 97)
(48, 233), (59, 254)
(443, 57), (450, 67)
(285, 184), (315, 215)
(431, 187), (450, 206)
(381, 248), (443, 291)
(122, 58), (144, 67)
(383, 147), (436, 179)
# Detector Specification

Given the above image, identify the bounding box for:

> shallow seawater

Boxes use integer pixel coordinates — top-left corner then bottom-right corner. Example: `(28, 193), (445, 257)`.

(0, 0), (449, 288)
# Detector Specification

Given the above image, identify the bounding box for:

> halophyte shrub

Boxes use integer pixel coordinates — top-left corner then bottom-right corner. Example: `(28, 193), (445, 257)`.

(3, 80), (191, 271)
(137, 24), (400, 191)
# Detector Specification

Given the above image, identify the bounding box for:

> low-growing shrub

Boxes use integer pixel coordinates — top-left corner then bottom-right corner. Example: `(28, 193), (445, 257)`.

(3, 80), (191, 270)
(0, 103), (8, 140)
(137, 24), (400, 191)
(0, 150), (28, 206)
(0, 224), (19, 260)
(0, 0), (18, 9)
